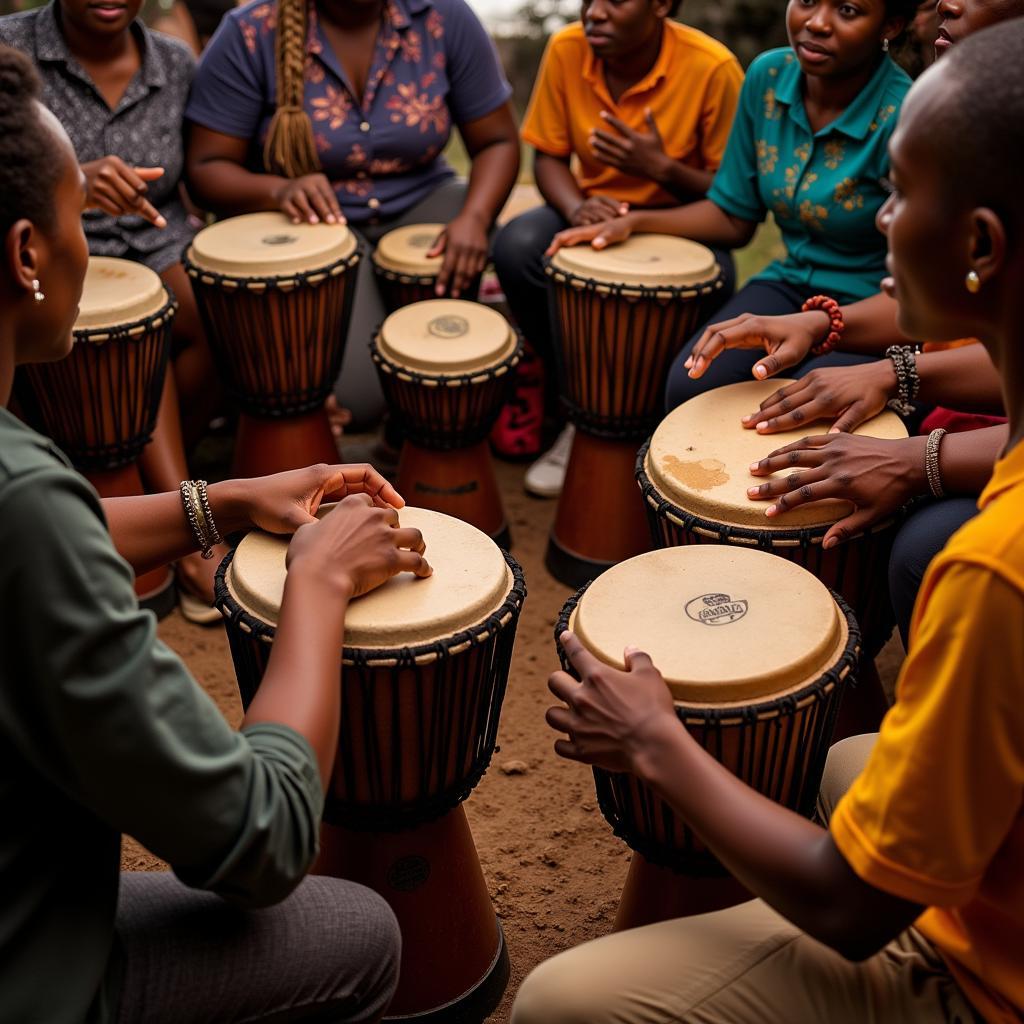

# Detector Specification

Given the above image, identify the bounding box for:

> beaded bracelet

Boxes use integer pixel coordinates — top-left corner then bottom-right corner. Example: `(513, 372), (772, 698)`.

(801, 295), (844, 355)
(884, 345), (920, 416)
(179, 479), (222, 559)
(925, 428), (947, 499)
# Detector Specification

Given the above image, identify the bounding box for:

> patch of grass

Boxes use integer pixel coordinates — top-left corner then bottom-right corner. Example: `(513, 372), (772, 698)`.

(735, 217), (784, 286)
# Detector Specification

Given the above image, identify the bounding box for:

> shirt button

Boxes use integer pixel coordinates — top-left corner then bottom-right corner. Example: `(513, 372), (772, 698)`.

(368, 197), (380, 210)
(360, 121), (371, 133)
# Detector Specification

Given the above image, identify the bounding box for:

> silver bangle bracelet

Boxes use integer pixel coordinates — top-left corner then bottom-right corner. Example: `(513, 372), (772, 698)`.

(925, 428), (947, 499)
(179, 479), (221, 559)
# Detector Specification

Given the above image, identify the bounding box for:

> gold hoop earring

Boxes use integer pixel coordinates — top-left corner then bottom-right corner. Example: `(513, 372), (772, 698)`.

(965, 270), (981, 294)
(882, 37), (890, 52)
(32, 278), (45, 303)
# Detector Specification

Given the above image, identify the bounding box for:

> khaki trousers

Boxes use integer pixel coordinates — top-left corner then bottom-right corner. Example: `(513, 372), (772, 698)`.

(511, 735), (983, 1024)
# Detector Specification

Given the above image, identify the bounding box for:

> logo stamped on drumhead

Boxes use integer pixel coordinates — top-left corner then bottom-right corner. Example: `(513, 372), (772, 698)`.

(685, 593), (748, 626)
(387, 855), (431, 892)
(409, 232), (436, 250)
(427, 315), (470, 339)
(260, 234), (299, 247)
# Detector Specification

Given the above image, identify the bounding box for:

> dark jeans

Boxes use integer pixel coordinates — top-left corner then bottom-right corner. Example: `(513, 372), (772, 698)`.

(492, 204), (737, 423)
(888, 497), (978, 647)
(664, 278), (879, 412)
(115, 872), (400, 1023)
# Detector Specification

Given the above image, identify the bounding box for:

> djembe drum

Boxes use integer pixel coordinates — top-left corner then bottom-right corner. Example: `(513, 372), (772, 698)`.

(216, 507), (526, 1022)
(544, 235), (723, 587)
(372, 223), (482, 311)
(556, 545), (858, 929)
(17, 256), (175, 614)
(637, 380), (907, 728)
(371, 300), (521, 546)
(183, 213), (360, 478)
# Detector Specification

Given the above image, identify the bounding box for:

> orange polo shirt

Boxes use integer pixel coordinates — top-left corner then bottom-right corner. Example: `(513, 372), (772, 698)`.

(831, 438), (1024, 1024)
(520, 21), (743, 209)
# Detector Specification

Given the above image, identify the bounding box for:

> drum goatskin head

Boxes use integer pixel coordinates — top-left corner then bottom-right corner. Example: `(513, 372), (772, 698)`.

(372, 223), (445, 276)
(74, 257), (168, 332)
(549, 234), (719, 288)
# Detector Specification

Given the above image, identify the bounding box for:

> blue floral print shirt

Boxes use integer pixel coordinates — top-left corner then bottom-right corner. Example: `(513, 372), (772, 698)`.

(186, 0), (512, 224)
(708, 48), (911, 304)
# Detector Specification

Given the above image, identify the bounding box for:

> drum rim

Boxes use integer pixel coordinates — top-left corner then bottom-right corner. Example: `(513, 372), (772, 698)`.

(370, 327), (523, 386)
(371, 222), (446, 277)
(555, 579), (860, 721)
(73, 288), (178, 344)
(182, 239), (363, 290)
(542, 251), (723, 299)
(214, 546), (527, 667)
(635, 438), (900, 543)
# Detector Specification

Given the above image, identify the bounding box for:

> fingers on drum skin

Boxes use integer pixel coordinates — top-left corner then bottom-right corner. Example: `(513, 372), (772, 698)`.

(392, 527), (425, 554)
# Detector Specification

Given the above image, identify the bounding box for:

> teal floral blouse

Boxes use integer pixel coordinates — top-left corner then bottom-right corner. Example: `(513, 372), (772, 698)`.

(708, 48), (911, 304)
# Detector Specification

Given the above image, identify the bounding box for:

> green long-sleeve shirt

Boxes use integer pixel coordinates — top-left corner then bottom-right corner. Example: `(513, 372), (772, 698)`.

(0, 408), (324, 1023)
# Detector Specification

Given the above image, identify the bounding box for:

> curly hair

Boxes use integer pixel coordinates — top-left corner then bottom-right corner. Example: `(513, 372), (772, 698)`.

(0, 44), (62, 237)
(263, 0), (322, 178)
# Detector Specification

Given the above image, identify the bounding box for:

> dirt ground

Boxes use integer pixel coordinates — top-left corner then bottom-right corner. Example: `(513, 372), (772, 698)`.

(125, 454), (905, 1023)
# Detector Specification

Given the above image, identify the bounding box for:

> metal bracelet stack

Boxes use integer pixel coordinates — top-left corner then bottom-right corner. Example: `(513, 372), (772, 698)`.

(925, 428), (947, 499)
(884, 345), (920, 417)
(179, 479), (223, 559)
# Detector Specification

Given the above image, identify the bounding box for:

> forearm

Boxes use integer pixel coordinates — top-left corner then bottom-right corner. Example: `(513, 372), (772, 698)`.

(243, 572), (346, 787)
(934, 424), (1005, 495)
(460, 138), (519, 227)
(917, 347), (1004, 412)
(636, 721), (919, 958)
(655, 158), (714, 204)
(535, 151), (585, 221)
(834, 293), (912, 353)
(102, 479), (252, 574)
(628, 200), (756, 249)
(187, 158), (288, 217)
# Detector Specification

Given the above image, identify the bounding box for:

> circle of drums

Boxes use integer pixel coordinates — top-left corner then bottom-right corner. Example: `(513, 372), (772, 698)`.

(16, 214), (910, 1022)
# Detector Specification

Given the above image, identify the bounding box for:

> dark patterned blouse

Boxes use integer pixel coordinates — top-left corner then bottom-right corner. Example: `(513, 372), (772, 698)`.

(0, 2), (196, 273)
(185, 0), (512, 225)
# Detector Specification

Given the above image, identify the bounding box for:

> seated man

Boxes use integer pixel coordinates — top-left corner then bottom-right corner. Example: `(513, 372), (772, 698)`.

(492, 0), (742, 495)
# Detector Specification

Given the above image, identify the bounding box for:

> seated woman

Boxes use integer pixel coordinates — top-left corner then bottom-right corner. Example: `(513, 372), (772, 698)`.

(491, 0), (744, 496)
(0, 0), (226, 619)
(516, 20), (1024, 1022)
(0, 43), (432, 1021)
(184, 0), (519, 428)
(548, 0), (918, 413)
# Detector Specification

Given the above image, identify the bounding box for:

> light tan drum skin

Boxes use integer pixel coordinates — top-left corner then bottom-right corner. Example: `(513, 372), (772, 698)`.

(183, 213), (361, 478)
(637, 380), (907, 730)
(372, 223), (482, 311)
(556, 545), (859, 929)
(371, 300), (522, 546)
(216, 508), (526, 1022)
(543, 235), (723, 587)
(17, 256), (176, 614)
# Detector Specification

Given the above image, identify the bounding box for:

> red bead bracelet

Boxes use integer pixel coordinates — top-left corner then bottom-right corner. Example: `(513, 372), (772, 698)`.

(802, 295), (845, 355)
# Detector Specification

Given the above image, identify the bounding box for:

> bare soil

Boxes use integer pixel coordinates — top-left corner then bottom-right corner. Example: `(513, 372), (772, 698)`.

(127, 455), (904, 1022)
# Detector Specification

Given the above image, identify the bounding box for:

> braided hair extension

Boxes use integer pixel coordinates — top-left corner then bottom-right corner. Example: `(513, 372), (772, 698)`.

(263, 0), (323, 178)
(0, 45), (61, 237)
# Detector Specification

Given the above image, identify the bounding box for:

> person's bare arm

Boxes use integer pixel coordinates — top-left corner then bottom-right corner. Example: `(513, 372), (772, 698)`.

(533, 150), (626, 225)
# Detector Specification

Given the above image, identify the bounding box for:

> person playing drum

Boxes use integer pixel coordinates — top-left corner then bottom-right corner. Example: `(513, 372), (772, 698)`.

(492, 0), (744, 496)
(548, 0), (918, 411)
(183, 0), (520, 428)
(516, 21), (1024, 1022)
(0, 43), (431, 1022)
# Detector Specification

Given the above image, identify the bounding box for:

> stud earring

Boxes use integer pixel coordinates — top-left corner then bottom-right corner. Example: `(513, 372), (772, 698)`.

(32, 278), (44, 302)
(882, 37), (890, 52)
(965, 269), (981, 294)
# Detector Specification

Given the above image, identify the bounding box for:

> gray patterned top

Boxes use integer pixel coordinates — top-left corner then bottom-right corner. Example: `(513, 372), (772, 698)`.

(0, 2), (196, 272)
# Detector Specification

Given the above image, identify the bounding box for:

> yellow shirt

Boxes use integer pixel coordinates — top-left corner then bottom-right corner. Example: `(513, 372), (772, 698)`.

(520, 21), (743, 209)
(831, 439), (1024, 1024)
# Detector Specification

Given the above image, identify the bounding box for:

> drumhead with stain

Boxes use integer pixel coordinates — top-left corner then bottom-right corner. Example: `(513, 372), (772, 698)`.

(226, 506), (512, 648)
(75, 257), (169, 332)
(549, 234), (719, 288)
(645, 379), (907, 529)
(377, 299), (517, 376)
(187, 212), (357, 277)
(372, 223), (445, 276)
(569, 545), (847, 704)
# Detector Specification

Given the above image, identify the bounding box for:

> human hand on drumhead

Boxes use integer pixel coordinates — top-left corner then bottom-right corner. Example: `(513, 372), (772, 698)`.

(245, 462), (405, 535)
(743, 360), (899, 435)
(427, 212), (488, 298)
(547, 631), (679, 776)
(684, 310), (829, 381)
(747, 433), (926, 547)
(589, 108), (669, 183)
(569, 195), (629, 227)
(286, 494), (431, 600)
(81, 156), (167, 228)
(273, 174), (344, 226)
(545, 214), (635, 257)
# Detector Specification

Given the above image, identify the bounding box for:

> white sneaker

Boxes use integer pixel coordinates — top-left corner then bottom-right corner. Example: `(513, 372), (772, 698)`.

(524, 425), (575, 498)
